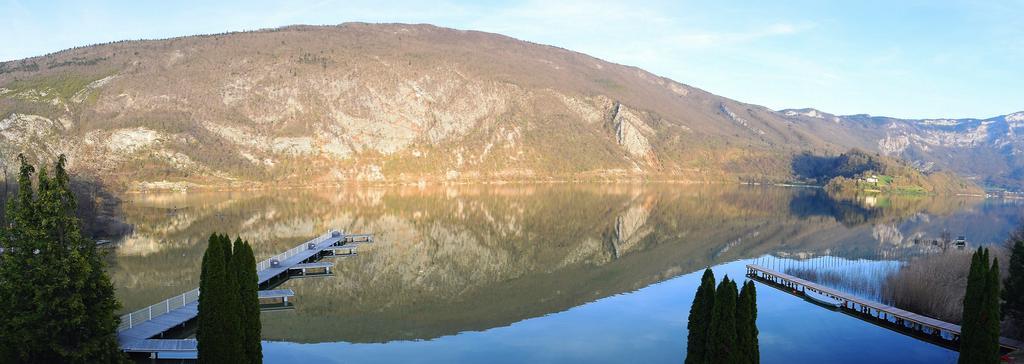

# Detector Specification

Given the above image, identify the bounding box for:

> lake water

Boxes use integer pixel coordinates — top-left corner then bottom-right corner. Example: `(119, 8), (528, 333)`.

(106, 184), (1024, 363)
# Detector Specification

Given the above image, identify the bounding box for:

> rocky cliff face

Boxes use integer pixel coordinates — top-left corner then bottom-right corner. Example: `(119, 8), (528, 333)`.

(779, 109), (1024, 188)
(0, 23), (1011, 190)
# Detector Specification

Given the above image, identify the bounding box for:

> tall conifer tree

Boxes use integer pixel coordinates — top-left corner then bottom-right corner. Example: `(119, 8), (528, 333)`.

(686, 268), (716, 364)
(736, 280), (759, 364)
(222, 236), (245, 361)
(685, 269), (759, 364)
(959, 247), (1001, 364)
(0, 157), (44, 361)
(199, 234), (260, 363)
(56, 156), (123, 362)
(708, 276), (739, 363)
(0, 155), (124, 363)
(198, 234), (236, 363)
(959, 249), (983, 363)
(981, 259), (1001, 362)
(232, 238), (262, 363)
(1004, 237), (1024, 329)
(196, 234), (218, 361)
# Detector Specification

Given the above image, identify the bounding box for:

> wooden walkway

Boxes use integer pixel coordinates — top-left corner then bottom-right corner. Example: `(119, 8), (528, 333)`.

(118, 230), (371, 358)
(746, 264), (1024, 353)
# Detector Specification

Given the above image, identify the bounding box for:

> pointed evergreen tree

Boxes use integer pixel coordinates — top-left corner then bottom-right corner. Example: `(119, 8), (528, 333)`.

(1004, 237), (1024, 329)
(0, 155), (124, 363)
(196, 233), (219, 362)
(199, 234), (257, 363)
(959, 247), (1001, 364)
(55, 156), (123, 362)
(685, 268), (716, 364)
(198, 234), (235, 364)
(736, 280), (759, 364)
(232, 238), (262, 363)
(981, 258), (1002, 363)
(959, 248), (983, 363)
(707, 276), (739, 364)
(223, 236), (245, 361)
(0, 156), (43, 362)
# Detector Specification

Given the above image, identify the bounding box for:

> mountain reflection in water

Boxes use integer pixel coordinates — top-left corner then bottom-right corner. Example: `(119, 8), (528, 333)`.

(107, 184), (1021, 346)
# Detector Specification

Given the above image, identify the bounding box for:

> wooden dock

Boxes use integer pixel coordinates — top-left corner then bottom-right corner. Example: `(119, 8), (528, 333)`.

(258, 289), (296, 311)
(746, 264), (1024, 353)
(117, 230), (372, 359)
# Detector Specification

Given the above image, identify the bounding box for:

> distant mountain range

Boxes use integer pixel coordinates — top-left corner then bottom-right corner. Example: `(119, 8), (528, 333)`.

(778, 108), (1024, 189)
(0, 23), (1016, 191)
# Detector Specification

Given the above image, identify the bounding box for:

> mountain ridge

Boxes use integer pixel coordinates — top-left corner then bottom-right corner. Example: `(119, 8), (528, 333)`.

(779, 107), (1023, 123)
(0, 23), (1009, 191)
(777, 107), (1024, 189)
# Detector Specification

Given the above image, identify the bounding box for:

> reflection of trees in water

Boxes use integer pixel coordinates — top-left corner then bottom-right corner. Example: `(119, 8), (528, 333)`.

(771, 247), (1012, 328)
(789, 189), (883, 227)
(107, 184), (998, 342)
(776, 257), (902, 301)
(787, 189), (967, 229)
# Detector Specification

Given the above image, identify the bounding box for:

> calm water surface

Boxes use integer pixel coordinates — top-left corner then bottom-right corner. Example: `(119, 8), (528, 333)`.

(106, 184), (1024, 363)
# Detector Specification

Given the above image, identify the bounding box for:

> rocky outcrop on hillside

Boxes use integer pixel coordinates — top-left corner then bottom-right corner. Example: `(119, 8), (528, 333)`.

(0, 23), (1011, 190)
(780, 109), (1024, 189)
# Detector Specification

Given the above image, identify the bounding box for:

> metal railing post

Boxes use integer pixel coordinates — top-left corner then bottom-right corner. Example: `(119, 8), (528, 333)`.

(118, 230), (348, 333)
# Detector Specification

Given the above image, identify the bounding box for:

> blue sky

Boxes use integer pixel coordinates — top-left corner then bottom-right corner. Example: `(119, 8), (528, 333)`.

(1, 0), (1021, 118)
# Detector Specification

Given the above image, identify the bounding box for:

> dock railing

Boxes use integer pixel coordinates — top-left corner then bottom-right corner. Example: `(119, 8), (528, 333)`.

(118, 288), (200, 331)
(255, 230), (336, 271)
(117, 230), (338, 332)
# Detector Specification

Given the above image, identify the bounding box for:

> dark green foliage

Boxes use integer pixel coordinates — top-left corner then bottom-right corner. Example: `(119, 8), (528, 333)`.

(684, 270), (759, 364)
(1004, 237), (1024, 326)
(197, 234), (243, 363)
(232, 238), (262, 364)
(685, 268), (716, 364)
(736, 281), (759, 364)
(958, 247), (1001, 364)
(221, 237), (244, 361)
(197, 234), (261, 364)
(792, 149), (881, 183)
(959, 248), (984, 364)
(196, 234), (217, 361)
(0, 155), (125, 363)
(981, 259), (1001, 359)
(707, 276), (739, 363)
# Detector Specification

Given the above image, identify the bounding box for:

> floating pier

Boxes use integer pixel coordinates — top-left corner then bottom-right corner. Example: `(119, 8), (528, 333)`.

(258, 289), (296, 311)
(118, 230), (372, 359)
(746, 264), (1024, 354)
(289, 262), (335, 277)
(323, 243), (359, 257)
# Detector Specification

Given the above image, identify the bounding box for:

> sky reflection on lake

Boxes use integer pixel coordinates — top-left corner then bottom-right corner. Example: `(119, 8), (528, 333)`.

(107, 184), (1020, 363)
